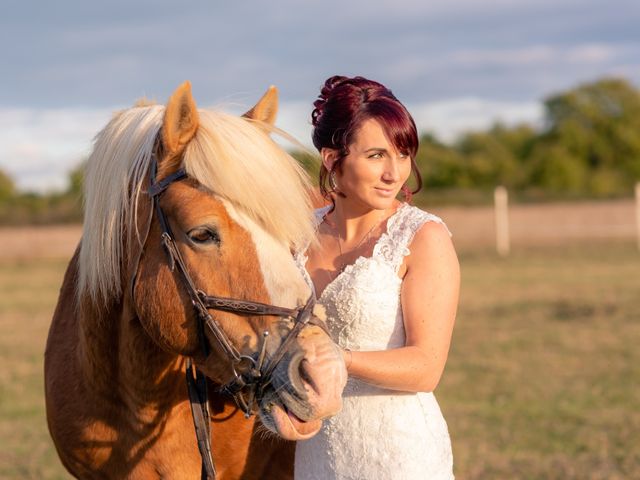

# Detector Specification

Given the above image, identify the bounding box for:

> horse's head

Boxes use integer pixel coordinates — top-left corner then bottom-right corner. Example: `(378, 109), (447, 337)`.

(79, 82), (346, 440)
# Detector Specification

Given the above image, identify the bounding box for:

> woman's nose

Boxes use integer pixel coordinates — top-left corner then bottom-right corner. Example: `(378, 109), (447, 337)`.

(382, 158), (400, 182)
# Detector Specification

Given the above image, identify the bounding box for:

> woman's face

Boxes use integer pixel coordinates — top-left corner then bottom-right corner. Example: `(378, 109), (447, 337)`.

(327, 118), (412, 211)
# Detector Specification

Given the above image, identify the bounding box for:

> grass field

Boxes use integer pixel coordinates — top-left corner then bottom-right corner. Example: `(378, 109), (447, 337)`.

(0, 257), (71, 479)
(0, 225), (638, 479)
(440, 243), (640, 479)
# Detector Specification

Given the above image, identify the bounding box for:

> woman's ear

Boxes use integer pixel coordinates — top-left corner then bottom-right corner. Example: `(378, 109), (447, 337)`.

(320, 148), (339, 172)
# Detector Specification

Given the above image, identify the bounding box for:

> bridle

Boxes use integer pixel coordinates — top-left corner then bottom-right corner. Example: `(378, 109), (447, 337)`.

(133, 156), (323, 480)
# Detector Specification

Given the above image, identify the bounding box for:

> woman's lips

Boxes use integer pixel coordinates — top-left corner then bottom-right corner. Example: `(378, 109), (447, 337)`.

(375, 187), (396, 197)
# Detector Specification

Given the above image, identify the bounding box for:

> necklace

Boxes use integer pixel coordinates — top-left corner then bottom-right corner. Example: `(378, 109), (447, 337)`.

(334, 210), (387, 272)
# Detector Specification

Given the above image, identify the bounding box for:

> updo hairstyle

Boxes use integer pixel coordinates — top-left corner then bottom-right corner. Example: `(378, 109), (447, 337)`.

(311, 75), (422, 202)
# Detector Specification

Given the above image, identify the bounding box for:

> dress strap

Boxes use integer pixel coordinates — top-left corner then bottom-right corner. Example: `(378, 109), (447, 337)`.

(374, 204), (451, 273)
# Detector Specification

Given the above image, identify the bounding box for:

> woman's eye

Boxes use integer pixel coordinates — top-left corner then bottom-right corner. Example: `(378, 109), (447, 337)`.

(188, 227), (220, 245)
(368, 152), (383, 159)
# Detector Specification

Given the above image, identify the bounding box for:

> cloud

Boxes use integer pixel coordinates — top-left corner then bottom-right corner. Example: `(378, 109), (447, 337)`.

(444, 44), (619, 69)
(0, 107), (116, 191)
(0, 98), (543, 192)
(1, 0), (637, 191)
(2, 0), (638, 107)
(410, 98), (543, 142)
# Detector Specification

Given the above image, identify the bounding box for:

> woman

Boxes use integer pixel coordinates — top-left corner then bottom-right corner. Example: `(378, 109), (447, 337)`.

(295, 76), (459, 479)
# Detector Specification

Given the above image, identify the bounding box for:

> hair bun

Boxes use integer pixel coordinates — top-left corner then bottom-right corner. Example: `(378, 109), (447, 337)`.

(320, 75), (349, 98)
(312, 75), (349, 126)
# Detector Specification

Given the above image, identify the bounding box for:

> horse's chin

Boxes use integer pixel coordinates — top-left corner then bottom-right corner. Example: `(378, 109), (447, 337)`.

(266, 403), (322, 441)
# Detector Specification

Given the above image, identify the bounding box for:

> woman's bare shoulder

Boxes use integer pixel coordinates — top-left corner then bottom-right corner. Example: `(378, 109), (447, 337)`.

(406, 212), (457, 269)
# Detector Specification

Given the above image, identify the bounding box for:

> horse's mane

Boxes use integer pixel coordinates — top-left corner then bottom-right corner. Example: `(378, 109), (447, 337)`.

(78, 104), (315, 305)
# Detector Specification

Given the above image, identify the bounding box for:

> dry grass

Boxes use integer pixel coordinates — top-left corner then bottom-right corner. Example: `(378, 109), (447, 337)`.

(0, 257), (70, 479)
(438, 244), (640, 479)
(0, 202), (638, 478)
(0, 225), (81, 261)
(429, 198), (637, 250)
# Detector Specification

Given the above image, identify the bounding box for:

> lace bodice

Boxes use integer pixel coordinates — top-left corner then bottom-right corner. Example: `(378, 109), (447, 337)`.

(297, 202), (450, 353)
(294, 203), (454, 480)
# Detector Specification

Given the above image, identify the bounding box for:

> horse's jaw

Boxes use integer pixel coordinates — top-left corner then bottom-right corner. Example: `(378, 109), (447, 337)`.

(268, 402), (323, 440)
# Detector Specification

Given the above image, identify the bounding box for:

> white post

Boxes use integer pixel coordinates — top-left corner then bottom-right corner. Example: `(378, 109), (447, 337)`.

(494, 186), (510, 256)
(636, 182), (640, 252)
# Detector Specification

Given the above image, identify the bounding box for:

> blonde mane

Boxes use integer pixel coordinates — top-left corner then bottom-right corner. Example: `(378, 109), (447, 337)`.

(79, 104), (315, 305)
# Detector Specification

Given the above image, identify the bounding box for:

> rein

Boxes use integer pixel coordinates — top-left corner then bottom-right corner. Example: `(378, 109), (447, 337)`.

(137, 159), (320, 480)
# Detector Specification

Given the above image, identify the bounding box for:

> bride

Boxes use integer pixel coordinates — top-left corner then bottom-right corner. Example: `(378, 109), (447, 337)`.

(295, 76), (460, 479)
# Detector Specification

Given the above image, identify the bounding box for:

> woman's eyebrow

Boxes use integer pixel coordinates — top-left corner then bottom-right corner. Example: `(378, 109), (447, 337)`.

(364, 147), (387, 153)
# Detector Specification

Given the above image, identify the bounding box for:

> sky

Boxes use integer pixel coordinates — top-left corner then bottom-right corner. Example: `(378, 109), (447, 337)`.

(2, 0), (639, 191)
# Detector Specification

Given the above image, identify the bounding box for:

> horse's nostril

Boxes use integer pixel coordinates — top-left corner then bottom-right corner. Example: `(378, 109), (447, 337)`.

(286, 351), (310, 398)
(298, 359), (317, 393)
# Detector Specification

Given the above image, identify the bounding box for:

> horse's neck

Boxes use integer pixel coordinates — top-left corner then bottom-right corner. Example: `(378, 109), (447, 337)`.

(78, 293), (185, 416)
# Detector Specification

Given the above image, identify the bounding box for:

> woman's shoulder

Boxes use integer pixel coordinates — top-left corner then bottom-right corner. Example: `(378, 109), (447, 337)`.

(400, 205), (458, 274)
(392, 203), (452, 238)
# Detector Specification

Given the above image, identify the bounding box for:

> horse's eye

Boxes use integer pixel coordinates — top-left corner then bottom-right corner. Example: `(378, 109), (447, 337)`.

(188, 227), (220, 246)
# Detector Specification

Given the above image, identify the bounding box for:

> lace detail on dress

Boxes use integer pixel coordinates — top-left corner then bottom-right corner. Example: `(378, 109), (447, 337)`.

(374, 203), (451, 273)
(295, 203), (450, 283)
(294, 203), (454, 480)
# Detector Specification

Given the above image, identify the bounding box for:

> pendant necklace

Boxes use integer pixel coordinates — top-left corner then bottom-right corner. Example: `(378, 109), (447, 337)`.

(334, 209), (387, 273)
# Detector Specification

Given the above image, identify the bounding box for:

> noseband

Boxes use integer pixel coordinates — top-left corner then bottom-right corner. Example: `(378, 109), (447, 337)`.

(135, 158), (321, 480)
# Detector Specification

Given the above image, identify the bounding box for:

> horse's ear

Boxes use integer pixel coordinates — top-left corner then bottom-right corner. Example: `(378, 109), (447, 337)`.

(242, 86), (279, 126)
(161, 81), (199, 170)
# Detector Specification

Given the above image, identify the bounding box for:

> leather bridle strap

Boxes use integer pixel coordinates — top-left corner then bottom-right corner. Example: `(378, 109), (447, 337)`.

(186, 359), (216, 480)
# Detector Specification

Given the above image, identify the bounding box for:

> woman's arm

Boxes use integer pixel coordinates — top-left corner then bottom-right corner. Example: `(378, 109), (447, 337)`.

(345, 221), (459, 392)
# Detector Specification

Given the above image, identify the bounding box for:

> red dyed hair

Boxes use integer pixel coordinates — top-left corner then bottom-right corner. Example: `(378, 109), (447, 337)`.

(311, 75), (422, 202)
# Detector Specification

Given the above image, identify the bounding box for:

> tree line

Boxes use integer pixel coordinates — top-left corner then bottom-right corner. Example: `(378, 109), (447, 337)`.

(415, 77), (640, 201)
(1, 77), (639, 224)
(0, 164), (84, 224)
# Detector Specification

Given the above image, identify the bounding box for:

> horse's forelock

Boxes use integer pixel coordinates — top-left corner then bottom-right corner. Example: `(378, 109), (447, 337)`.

(77, 104), (315, 307)
(183, 110), (315, 250)
(78, 105), (164, 306)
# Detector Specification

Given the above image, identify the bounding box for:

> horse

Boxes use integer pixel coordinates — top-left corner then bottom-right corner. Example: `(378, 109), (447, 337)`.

(44, 82), (347, 479)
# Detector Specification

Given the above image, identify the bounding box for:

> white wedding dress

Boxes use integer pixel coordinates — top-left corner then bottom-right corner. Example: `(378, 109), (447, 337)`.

(294, 203), (454, 480)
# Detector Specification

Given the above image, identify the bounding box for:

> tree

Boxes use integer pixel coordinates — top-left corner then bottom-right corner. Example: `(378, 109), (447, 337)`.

(67, 162), (85, 198)
(0, 168), (15, 202)
(415, 133), (468, 188)
(455, 130), (521, 189)
(528, 143), (589, 194)
(542, 77), (640, 194)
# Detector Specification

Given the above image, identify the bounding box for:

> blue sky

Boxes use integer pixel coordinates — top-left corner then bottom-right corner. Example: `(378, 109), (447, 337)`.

(3, 0), (639, 191)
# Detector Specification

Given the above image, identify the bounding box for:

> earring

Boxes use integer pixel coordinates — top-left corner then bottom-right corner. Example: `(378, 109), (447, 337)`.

(329, 171), (339, 192)
(402, 184), (412, 202)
